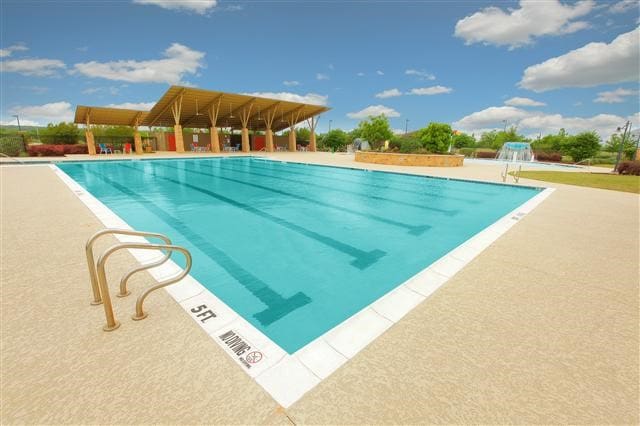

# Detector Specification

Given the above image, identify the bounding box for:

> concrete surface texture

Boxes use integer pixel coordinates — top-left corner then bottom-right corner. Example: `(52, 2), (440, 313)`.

(1, 151), (638, 424)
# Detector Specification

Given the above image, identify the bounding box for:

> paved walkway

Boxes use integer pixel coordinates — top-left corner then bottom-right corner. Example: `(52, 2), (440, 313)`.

(1, 152), (638, 424)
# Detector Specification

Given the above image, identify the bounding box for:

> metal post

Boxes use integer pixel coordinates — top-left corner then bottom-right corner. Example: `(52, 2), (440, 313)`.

(614, 121), (630, 172)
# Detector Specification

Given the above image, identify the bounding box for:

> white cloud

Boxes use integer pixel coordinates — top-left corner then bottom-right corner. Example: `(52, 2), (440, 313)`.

(0, 43), (28, 58)
(283, 80), (300, 86)
(519, 27), (640, 91)
(8, 101), (73, 125)
(454, 0), (594, 49)
(405, 69), (436, 80)
(504, 97), (546, 107)
(593, 87), (638, 103)
(347, 105), (400, 119)
(73, 43), (205, 85)
(375, 88), (403, 99)
(357, 72), (365, 77)
(0, 58), (66, 76)
(376, 70), (384, 75)
(316, 73), (329, 80)
(408, 85), (453, 95)
(328, 64), (335, 70)
(453, 104), (638, 139)
(609, 0), (637, 13)
(104, 102), (155, 110)
(132, 0), (217, 14)
(242, 91), (328, 106)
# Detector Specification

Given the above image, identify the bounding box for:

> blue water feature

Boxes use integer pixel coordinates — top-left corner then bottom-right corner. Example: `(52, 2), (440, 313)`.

(58, 157), (540, 353)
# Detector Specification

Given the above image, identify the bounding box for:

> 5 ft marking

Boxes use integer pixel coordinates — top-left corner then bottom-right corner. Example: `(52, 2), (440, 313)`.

(190, 304), (217, 323)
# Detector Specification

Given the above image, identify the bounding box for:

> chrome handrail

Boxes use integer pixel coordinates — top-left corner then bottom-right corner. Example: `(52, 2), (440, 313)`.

(513, 164), (522, 183)
(85, 229), (171, 305)
(95, 242), (192, 331)
(501, 163), (509, 182)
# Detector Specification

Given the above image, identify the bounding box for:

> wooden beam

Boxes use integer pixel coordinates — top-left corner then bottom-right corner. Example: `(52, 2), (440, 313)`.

(182, 93), (224, 127)
(286, 105), (306, 127)
(246, 101), (280, 127)
(218, 97), (256, 124)
(238, 103), (254, 128)
(145, 87), (186, 127)
(170, 94), (183, 125)
(130, 111), (143, 129)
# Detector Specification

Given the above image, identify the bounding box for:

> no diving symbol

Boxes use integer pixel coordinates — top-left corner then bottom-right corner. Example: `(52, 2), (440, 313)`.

(245, 351), (263, 364)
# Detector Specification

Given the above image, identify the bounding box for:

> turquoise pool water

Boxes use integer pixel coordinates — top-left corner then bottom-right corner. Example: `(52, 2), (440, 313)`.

(59, 157), (540, 353)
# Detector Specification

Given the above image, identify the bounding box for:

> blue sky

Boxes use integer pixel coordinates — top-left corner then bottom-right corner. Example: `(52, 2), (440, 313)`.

(1, 0), (638, 138)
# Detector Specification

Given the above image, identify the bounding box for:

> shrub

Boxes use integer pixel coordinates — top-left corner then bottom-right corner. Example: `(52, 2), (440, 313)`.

(458, 147), (475, 157)
(561, 131), (601, 162)
(417, 122), (451, 153)
(27, 144), (65, 156)
(63, 144), (88, 154)
(399, 138), (423, 153)
(0, 136), (24, 156)
(534, 151), (562, 162)
(617, 161), (640, 176)
(476, 150), (497, 159)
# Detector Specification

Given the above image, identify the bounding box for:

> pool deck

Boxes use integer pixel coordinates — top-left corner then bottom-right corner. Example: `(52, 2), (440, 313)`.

(1, 152), (638, 424)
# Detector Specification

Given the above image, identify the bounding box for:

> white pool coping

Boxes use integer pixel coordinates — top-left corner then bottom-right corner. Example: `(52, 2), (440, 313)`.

(50, 160), (555, 408)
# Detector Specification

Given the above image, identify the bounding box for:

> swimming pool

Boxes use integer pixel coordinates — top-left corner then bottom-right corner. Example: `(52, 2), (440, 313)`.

(59, 157), (541, 353)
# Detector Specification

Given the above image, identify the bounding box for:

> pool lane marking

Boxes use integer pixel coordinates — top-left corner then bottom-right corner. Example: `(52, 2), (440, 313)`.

(264, 158), (502, 197)
(86, 168), (311, 326)
(206, 161), (459, 217)
(245, 159), (488, 202)
(157, 162), (432, 236)
(117, 163), (387, 270)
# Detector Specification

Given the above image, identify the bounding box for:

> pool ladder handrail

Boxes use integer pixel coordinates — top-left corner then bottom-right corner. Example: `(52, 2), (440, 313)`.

(501, 163), (522, 183)
(86, 229), (192, 331)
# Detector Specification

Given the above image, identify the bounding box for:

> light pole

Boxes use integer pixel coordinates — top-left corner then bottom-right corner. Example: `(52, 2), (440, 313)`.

(12, 114), (21, 131)
(502, 120), (508, 132)
(405, 119), (409, 135)
(328, 120), (332, 132)
(614, 121), (631, 172)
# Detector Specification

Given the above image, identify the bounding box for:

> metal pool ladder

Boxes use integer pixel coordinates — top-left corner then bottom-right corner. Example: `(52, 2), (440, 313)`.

(501, 163), (522, 183)
(86, 228), (192, 331)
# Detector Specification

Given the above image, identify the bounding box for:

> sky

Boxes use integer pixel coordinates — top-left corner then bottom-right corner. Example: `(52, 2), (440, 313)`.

(0, 0), (639, 139)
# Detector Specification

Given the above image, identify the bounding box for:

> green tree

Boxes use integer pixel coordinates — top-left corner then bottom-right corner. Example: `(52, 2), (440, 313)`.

(562, 131), (601, 162)
(532, 129), (569, 152)
(39, 122), (80, 144)
(322, 129), (348, 152)
(452, 132), (475, 148)
(356, 115), (393, 150)
(418, 122), (452, 153)
(605, 133), (636, 160)
(295, 127), (311, 141)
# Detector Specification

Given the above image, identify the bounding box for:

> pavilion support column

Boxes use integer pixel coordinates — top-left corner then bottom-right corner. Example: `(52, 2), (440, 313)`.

(207, 97), (222, 154)
(174, 124), (185, 153)
(210, 127), (220, 153)
(241, 127), (250, 153)
(85, 130), (96, 155)
(238, 103), (254, 153)
(265, 128), (274, 152)
(288, 127), (297, 152)
(84, 110), (96, 155)
(170, 94), (185, 153)
(134, 130), (142, 154)
(307, 115), (319, 152)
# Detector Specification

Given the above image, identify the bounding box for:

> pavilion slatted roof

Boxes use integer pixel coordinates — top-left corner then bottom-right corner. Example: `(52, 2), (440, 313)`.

(74, 105), (148, 127)
(75, 86), (329, 132)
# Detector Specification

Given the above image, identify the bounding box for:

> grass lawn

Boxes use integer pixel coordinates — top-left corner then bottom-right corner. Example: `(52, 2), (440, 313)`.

(516, 171), (640, 194)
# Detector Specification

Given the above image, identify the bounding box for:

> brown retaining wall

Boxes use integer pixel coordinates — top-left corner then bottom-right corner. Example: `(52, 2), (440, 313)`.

(355, 151), (464, 167)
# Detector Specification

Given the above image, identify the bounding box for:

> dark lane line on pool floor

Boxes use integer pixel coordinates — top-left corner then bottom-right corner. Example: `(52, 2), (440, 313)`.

(157, 162), (432, 235)
(88, 169), (311, 327)
(269, 159), (501, 197)
(238, 160), (483, 204)
(208, 161), (459, 217)
(118, 163), (387, 270)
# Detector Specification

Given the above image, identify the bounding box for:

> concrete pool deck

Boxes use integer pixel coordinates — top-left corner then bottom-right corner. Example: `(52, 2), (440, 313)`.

(1, 152), (638, 424)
